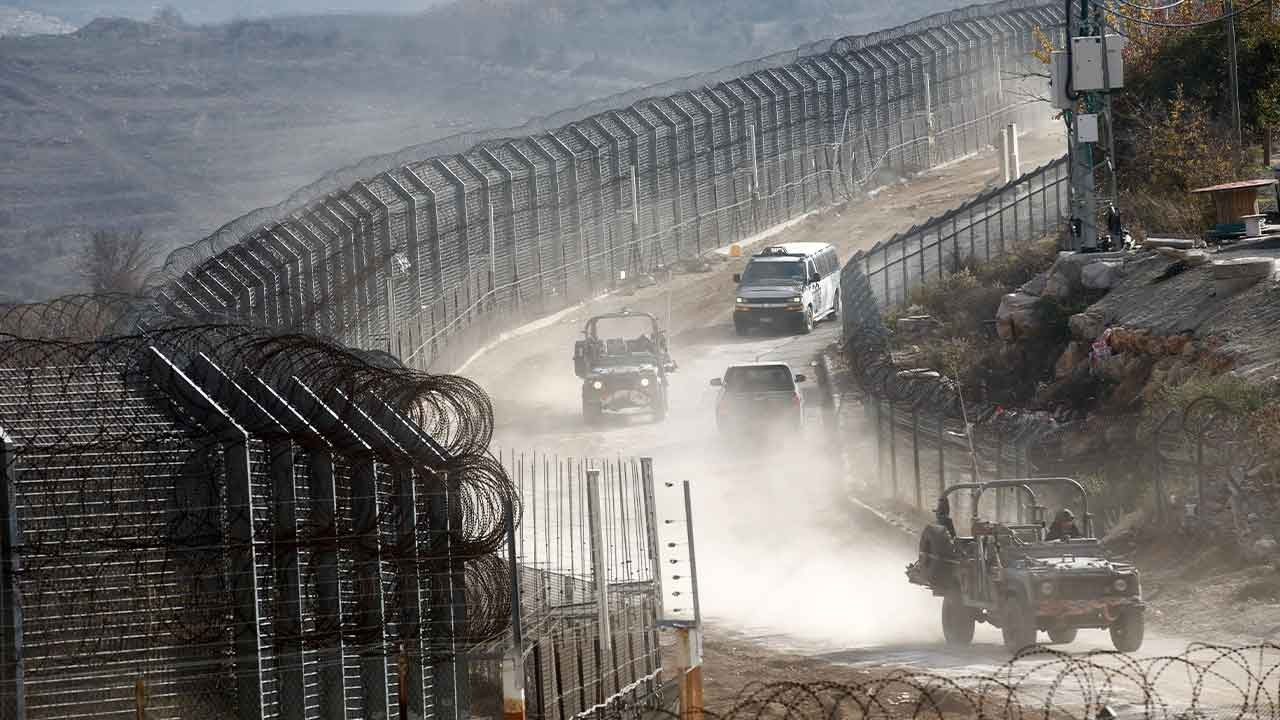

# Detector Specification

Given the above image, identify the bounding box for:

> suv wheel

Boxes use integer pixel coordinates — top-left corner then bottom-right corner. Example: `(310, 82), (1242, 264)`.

(941, 592), (975, 645)
(1047, 627), (1078, 644)
(800, 306), (814, 334)
(1109, 607), (1144, 652)
(1000, 595), (1037, 653)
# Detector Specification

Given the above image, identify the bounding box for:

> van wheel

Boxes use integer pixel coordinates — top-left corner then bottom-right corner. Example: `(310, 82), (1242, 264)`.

(800, 306), (814, 334)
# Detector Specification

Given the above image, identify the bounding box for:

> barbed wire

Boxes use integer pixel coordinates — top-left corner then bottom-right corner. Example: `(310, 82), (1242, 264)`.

(0, 307), (519, 670)
(601, 645), (1280, 720)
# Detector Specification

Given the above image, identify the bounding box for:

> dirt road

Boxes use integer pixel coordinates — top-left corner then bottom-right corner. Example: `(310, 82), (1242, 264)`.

(458, 120), (1265, 712)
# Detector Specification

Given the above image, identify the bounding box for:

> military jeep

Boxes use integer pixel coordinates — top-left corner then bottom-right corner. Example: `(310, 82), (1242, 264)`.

(573, 310), (677, 423)
(906, 478), (1145, 653)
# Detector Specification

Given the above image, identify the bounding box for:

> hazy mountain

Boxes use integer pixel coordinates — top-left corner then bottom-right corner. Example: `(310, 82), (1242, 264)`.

(0, 6), (75, 36)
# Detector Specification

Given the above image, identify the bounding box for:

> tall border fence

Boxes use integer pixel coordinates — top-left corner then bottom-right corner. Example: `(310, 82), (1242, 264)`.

(157, 0), (1063, 372)
(0, 318), (515, 720)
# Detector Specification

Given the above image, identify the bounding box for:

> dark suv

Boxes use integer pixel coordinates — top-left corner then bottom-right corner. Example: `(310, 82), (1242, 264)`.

(710, 362), (806, 434)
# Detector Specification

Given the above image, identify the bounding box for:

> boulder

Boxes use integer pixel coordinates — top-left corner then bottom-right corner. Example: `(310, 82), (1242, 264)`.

(1212, 257), (1275, 296)
(896, 315), (942, 340)
(1019, 271), (1049, 297)
(995, 292), (1040, 341)
(1186, 250), (1211, 267)
(1069, 311), (1105, 342)
(1042, 251), (1127, 300)
(1055, 341), (1089, 379)
(1081, 261), (1122, 290)
(1144, 237), (1200, 250)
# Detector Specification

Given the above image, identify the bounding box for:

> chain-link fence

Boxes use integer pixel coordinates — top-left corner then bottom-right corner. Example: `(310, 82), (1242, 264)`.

(481, 453), (678, 720)
(155, 0), (1063, 373)
(852, 155), (1068, 310)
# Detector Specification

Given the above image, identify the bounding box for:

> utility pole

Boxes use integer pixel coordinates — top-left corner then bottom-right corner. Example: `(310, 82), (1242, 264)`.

(1226, 0), (1244, 157)
(1068, 0), (1098, 250)
(1062, 0), (1122, 250)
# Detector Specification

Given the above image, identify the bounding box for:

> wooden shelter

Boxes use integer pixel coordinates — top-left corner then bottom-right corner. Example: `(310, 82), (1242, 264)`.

(1190, 178), (1277, 225)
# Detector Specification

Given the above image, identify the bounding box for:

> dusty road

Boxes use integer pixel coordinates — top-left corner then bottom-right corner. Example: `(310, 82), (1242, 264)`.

(459, 121), (1267, 712)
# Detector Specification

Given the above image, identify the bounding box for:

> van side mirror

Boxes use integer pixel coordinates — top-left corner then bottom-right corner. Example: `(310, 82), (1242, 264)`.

(794, 374), (807, 383)
(710, 378), (723, 387)
(810, 273), (821, 284)
(732, 273), (741, 283)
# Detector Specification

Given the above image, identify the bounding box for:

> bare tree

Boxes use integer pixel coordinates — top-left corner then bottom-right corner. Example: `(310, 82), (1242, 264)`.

(77, 229), (159, 296)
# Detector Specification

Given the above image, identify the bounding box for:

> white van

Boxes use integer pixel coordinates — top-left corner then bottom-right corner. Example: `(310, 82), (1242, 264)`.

(731, 242), (841, 335)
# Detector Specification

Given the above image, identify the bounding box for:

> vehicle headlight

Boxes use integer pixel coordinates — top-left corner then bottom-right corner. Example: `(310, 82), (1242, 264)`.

(736, 297), (745, 303)
(1113, 579), (1128, 592)
(790, 296), (801, 303)
(640, 377), (650, 387)
(592, 380), (604, 390)
(1039, 581), (1054, 596)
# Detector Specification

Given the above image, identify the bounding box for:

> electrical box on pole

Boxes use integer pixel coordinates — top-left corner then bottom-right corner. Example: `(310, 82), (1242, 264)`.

(1077, 114), (1100, 143)
(1070, 35), (1126, 90)
(1050, 51), (1073, 109)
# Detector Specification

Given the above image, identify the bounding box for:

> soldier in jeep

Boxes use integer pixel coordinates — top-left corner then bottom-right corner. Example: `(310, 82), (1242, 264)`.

(1045, 508), (1081, 541)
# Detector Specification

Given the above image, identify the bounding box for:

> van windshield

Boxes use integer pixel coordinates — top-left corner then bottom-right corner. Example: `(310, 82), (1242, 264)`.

(740, 259), (805, 285)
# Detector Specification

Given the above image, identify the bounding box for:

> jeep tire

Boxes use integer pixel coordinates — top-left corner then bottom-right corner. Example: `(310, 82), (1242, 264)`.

(1047, 627), (1078, 644)
(1109, 607), (1144, 652)
(652, 387), (668, 422)
(1001, 595), (1037, 653)
(583, 398), (603, 424)
(800, 306), (814, 334)
(941, 592), (975, 645)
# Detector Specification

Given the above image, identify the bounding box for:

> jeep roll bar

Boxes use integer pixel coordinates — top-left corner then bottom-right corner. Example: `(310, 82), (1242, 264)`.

(941, 482), (1039, 522)
(970, 477), (1092, 538)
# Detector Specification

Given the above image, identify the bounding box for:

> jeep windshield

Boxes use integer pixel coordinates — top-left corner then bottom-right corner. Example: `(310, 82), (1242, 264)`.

(723, 365), (794, 392)
(740, 259), (805, 286)
(587, 316), (660, 363)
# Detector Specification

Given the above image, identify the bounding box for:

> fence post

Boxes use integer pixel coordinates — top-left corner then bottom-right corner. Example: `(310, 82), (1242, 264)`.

(0, 435), (25, 720)
(586, 469), (612, 660)
(911, 409), (923, 509)
(503, 498), (527, 720)
(937, 412), (946, 496)
(888, 399), (899, 500)
(873, 400), (885, 490)
(1008, 123), (1020, 179)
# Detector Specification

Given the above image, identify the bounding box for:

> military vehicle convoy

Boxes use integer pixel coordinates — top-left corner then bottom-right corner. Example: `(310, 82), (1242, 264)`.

(573, 310), (677, 423)
(906, 478), (1145, 653)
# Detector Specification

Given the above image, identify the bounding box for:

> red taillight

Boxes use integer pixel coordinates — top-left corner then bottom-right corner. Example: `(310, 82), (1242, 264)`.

(793, 392), (802, 406)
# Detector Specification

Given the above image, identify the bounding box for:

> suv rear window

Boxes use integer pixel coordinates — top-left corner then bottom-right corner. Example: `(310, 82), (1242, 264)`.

(723, 365), (794, 392)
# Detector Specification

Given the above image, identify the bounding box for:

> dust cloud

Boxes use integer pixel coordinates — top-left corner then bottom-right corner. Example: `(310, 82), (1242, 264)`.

(481, 310), (944, 651)
(663, 435), (942, 649)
